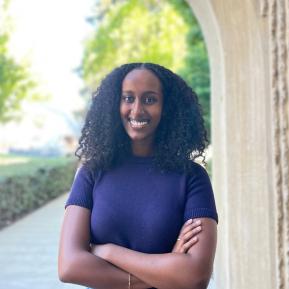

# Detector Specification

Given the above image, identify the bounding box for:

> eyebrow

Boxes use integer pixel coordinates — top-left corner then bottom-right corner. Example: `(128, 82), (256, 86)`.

(122, 90), (159, 95)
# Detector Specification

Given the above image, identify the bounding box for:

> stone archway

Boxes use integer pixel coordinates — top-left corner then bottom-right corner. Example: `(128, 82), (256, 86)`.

(186, 1), (289, 289)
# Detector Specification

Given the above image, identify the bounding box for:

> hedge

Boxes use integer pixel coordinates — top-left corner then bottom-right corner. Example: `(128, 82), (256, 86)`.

(0, 160), (77, 230)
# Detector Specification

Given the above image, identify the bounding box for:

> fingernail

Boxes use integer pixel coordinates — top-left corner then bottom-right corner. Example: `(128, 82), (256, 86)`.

(196, 220), (201, 225)
(187, 219), (193, 224)
(193, 237), (198, 241)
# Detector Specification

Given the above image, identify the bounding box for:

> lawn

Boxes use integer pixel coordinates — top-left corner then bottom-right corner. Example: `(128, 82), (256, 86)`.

(0, 154), (75, 181)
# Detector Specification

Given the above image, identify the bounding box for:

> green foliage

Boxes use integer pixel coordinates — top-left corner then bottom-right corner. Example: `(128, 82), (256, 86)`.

(0, 159), (77, 229)
(82, 0), (211, 138)
(0, 2), (45, 123)
(82, 0), (188, 89)
(0, 34), (35, 122)
(168, 0), (210, 139)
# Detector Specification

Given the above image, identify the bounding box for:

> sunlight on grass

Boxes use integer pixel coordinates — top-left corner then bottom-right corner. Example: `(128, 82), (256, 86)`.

(0, 154), (30, 165)
(0, 154), (75, 180)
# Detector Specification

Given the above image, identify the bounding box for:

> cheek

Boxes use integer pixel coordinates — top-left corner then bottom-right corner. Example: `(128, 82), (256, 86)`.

(119, 104), (127, 119)
(154, 106), (163, 123)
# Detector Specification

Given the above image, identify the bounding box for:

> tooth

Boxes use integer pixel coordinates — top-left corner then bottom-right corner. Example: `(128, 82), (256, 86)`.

(130, 119), (148, 126)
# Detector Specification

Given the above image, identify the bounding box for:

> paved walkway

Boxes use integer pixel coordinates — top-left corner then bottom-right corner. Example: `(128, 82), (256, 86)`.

(0, 193), (216, 289)
(0, 194), (81, 289)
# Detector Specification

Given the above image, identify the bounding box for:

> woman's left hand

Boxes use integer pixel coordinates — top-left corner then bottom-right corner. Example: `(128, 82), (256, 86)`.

(172, 219), (202, 254)
(90, 243), (112, 260)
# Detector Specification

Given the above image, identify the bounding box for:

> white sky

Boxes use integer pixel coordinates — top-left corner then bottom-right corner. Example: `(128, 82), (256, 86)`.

(7, 0), (95, 112)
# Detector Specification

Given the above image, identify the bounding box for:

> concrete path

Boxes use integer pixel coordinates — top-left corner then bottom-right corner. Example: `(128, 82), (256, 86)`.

(0, 194), (81, 289)
(0, 193), (216, 289)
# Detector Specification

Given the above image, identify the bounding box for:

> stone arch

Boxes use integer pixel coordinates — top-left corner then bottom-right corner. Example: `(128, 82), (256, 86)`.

(184, 4), (229, 286)
(186, 1), (289, 289)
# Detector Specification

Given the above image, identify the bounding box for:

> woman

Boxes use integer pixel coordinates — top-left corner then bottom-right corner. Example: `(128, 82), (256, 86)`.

(58, 63), (218, 289)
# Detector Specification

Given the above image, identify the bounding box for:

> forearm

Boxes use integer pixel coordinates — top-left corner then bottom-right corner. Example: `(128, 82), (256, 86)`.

(59, 250), (151, 289)
(58, 206), (151, 289)
(105, 245), (210, 289)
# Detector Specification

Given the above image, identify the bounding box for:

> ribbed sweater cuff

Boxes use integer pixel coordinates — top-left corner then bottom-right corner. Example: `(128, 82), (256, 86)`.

(185, 207), (218, 223)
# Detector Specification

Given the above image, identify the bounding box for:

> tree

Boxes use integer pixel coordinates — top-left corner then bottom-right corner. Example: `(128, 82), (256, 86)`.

(0, 0), (44, 123)
(82, 0), (188, 89)
(168, 0), (210, 139)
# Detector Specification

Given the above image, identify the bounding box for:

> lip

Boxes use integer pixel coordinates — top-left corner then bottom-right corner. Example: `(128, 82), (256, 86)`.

(128, 117), (150, 122)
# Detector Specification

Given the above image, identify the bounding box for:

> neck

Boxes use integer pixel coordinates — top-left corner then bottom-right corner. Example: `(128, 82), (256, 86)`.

(131, 142), (154, 157)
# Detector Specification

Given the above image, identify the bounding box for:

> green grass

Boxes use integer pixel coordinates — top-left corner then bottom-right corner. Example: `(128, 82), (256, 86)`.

(0, 154), (75, 181)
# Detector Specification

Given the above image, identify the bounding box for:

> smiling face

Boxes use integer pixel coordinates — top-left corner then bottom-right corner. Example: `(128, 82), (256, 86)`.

(120, 68), (163, 156)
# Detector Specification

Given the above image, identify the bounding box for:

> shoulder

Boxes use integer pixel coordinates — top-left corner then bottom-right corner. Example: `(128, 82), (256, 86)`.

(74, 163), (102, 184)
(186, 162), (211, 183)
(185, 161), (213, 192)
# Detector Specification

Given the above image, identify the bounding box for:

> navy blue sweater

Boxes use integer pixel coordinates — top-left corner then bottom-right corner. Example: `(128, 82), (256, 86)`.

(65, 155), (218, 255)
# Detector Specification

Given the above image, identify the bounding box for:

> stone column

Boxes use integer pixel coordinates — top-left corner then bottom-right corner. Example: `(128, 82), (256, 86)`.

(187, 0), (289, 288)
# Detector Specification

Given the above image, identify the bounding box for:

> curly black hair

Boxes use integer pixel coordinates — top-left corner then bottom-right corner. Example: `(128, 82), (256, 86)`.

(75, 62), (209, 174)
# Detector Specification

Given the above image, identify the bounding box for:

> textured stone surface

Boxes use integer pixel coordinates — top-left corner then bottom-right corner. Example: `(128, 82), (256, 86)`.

(187, 0), (289, 288)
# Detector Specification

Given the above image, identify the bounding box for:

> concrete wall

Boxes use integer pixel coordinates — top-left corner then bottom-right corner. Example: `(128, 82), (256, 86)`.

(187, 1), (289, 288)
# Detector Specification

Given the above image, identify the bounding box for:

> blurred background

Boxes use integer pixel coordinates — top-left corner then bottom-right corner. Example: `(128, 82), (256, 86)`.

(0, 0), (211, 229)
(0, 0), (213, 288)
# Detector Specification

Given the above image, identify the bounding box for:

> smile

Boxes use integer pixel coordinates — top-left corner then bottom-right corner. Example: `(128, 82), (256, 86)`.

(129, 118), (150, 128)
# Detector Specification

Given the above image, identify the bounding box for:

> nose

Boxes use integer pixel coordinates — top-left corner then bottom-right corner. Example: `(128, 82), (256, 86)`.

(131, 99), (145, 116)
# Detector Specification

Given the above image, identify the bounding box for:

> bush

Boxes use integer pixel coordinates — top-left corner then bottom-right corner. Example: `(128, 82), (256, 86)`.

(0, 160), (77, 229)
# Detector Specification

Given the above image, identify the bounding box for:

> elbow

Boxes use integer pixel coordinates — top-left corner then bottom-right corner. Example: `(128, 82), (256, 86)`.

(58, 261), (72, 283)
(179, 278), (209, 289)
(58, 266), (71, 283)
(180, 267), (212, 289)
(170, 274), (210, 289)
(184, 258), (213, 289)
(58, 254), (79, 283)
(191, 278), (210, 289)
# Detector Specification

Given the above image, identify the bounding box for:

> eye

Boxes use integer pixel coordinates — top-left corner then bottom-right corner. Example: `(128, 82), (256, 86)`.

(143, 96), (157, 105)
(122, 95), (134, 103)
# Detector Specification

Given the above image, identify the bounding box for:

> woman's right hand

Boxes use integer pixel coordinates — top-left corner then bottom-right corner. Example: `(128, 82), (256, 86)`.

(172, 219), (202, 254)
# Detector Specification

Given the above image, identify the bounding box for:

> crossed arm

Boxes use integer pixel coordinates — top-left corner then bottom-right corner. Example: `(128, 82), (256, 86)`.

(58, 205), (217, 289)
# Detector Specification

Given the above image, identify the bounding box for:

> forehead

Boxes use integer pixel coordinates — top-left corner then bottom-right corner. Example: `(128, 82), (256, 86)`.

(122, 69), (162, 92)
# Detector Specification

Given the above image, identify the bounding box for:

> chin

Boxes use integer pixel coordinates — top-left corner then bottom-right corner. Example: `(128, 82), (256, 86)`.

(129, 135), (149, 142)
(126, 132), (152, 143)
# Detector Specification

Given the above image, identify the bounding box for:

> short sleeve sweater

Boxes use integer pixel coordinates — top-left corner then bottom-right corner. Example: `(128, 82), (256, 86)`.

(65, 155), (218, 254)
